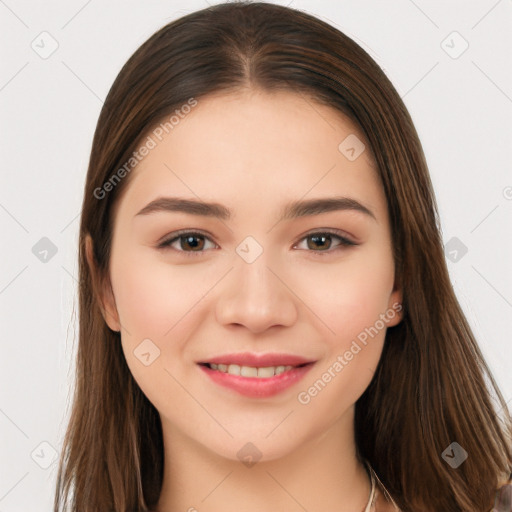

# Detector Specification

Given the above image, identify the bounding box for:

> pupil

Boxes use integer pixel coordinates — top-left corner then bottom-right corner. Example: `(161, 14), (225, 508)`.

(309, 234), (330, 250)
(180, 234), (332, 252)
(183, 235), (203, 251)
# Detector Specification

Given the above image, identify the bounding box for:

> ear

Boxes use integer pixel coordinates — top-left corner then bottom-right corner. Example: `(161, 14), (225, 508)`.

(85, 233), (121, 332)
(386, 277), (403, 327)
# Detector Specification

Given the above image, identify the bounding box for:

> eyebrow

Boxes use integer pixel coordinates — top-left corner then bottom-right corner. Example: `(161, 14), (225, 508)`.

(134, 196), (376, 222)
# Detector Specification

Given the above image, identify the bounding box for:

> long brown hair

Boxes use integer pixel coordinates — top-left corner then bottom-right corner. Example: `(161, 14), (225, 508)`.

(54, 2), (512, 511)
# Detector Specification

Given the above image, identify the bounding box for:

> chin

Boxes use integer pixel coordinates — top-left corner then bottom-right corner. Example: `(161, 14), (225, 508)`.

(205, 435), (301, 465)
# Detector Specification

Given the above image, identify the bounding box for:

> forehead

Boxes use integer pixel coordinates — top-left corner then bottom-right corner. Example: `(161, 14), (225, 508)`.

(113, 89), (384, 222)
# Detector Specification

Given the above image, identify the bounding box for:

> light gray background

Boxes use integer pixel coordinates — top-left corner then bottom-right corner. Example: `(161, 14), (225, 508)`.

(1, 0), (511, 510)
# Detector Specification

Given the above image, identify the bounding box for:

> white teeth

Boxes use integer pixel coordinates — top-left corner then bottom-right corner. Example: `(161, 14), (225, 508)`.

(208, 363), (294, 377)
(240, 366), (258, 377)
(227, 364), (240, 376)
(257, 366), (277, 378)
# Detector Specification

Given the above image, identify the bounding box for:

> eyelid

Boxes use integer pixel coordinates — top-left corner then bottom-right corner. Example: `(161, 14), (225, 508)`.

(157, 228), (211, 245)
(156, 229), (217, 253)
(156, 228), (358, 254)
(293, 227), (357, 246)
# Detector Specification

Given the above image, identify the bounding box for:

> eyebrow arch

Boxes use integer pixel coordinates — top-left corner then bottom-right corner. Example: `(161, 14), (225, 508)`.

(134, 196), (376, 222)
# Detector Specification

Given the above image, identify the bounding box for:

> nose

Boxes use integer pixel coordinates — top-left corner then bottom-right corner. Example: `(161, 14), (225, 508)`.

(214, 253), (298, 334)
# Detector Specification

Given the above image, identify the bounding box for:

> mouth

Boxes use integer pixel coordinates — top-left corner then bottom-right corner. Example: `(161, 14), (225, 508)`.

(196, 356), (316, 398)
(197, 361), (313, 378)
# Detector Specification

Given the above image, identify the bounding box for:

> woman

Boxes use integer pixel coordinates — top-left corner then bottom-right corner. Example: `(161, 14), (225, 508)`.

(53, 2), (512, 511)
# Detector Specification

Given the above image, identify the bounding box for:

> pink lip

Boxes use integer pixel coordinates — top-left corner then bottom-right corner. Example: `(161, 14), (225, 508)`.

(198, 352), (315, 367)
(198, 361), (316, 398)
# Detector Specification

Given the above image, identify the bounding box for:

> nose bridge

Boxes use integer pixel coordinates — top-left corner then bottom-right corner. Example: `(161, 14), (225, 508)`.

(214, 239), (298, 332)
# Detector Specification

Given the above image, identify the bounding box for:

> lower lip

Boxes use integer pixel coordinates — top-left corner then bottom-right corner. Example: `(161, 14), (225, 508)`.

(198, 363), (315, 398)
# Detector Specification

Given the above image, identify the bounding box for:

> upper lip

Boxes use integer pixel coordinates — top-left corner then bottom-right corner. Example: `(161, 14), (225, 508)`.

(198, 352), (316, 368)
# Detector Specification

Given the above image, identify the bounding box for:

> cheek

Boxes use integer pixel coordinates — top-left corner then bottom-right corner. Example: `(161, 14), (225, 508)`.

(109, 250), (227, 391)
(110, 250), (210, 338)
(293, 258), (394, 420)
(298, 249), (395, 346)
(109, 251), (212, 412)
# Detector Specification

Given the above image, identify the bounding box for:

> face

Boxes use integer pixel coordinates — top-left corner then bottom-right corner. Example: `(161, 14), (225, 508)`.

(87, 89), (402, 462)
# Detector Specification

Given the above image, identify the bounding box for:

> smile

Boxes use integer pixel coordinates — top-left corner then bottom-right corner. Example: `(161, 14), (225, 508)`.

(202, 362), (301, 377)
(197, 361), (315, 398)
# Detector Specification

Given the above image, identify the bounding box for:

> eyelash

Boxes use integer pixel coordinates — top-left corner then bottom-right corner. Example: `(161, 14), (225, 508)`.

(156, 229), (358, 257)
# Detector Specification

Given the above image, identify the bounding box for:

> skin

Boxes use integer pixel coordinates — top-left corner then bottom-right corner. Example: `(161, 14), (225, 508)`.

(86, 89), (402, 512)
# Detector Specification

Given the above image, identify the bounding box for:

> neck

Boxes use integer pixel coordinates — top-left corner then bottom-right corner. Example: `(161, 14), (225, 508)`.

(155, 407), (371, 512)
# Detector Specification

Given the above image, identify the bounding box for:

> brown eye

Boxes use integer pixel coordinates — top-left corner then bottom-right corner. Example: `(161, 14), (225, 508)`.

(178, 234), (206, 251)
(295, 230), (357, 254)
(157, 229), (356, 257)
(158, 231), (216, 254)
(307, 234), (333, 251)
